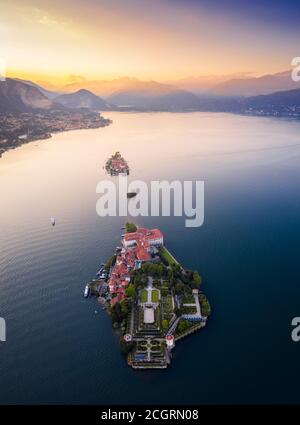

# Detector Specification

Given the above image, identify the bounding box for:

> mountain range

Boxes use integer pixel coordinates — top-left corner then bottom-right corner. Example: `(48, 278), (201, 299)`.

(245, 88), (300, 107)
(0, 78), (54, 112)
(211, 71), (300, 97)
(55, 89), (113, 110)
(1, 72), (300, 114)
(50, 71), (300, 98)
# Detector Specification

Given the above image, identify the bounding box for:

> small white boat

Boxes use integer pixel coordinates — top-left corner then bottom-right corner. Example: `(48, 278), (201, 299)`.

(51, 217), (56, 226)
(84, 285), (90, 298)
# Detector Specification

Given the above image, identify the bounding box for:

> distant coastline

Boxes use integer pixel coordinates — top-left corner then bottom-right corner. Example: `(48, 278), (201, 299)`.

(2, 106), (300, 160)
(2, 75), (300, 159)
(0, 110), (111, 158)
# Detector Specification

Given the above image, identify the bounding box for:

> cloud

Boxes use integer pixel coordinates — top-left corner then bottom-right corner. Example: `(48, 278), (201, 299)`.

(67, 74), (86, 83)
(33, 8), (71, 28)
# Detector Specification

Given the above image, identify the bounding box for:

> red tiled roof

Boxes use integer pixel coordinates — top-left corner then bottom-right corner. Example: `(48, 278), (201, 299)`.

(111, 292), (125, 306)
(135, 246), (150, 261)
(109, 227), (163, 303)
(123, 228), (163, 242)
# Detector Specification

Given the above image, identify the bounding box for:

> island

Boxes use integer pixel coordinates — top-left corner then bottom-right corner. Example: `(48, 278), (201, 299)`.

(105, 151), (129, 175)
(87, 222), (211, 369)
(0, 109), (111, 157)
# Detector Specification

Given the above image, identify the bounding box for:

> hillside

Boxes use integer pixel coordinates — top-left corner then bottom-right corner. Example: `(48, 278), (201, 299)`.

(212, 71), (300, 97)
(245, 88), (300, 107)
(0, 78), (54, 112)
(62, 77), (180, 98)
(13, 78), (60, 100)
(54, 89), (113, 110)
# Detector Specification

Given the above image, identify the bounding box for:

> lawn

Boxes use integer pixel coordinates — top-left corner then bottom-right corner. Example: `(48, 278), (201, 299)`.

(140, 289), (148, 303)
(181, 305), (197, 314)
(151, 289), (159, 303)
(181, 295), (195, 304)
(159, 247), (178, 267)
(162, 295), (173, 314)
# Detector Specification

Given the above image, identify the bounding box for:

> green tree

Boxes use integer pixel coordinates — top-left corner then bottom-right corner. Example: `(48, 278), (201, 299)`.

(191, 271), (202, 289)
(161, 286), (169, 297)
(119, 338), (135, 355)
(175, 281), (185, 295)
(178, 320), (189, 334)
(105, 254), (117, 271)
(125, 284), (135, 298)
(111, 302), (122, 324)
(120, 299), (130, 319)
(126, 222), (137, 233)
(162, 319), (169, 332)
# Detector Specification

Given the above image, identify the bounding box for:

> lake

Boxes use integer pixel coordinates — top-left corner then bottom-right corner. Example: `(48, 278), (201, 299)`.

(0, 111), (300, 404)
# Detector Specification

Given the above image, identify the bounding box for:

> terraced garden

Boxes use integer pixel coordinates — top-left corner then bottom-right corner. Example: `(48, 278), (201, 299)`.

(140, 289), (148, 303)
(151, 289), (159, 303)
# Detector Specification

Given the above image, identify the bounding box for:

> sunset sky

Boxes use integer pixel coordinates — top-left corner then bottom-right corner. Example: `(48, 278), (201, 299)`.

(1, 0), (300, 85)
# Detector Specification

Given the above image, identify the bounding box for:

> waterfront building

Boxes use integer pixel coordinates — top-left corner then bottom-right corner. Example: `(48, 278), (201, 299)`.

(123, 228), (163, 248)
(108, 227), (164, 303)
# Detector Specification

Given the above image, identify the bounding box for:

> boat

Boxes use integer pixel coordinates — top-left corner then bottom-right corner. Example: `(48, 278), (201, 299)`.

(84, 285), (90, 298)
(96, 265), (105, 276)
(127, 192), (137, 198)
(51, 217), (56, 226)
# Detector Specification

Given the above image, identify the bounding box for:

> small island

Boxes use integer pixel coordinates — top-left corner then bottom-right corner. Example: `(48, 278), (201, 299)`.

(105, 151), (129, 175)
(87, 222), (211, 369)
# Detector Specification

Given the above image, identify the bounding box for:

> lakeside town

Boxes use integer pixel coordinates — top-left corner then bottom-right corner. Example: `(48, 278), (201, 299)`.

(0, 110), (111, 157)
(86, 222), (211, 369)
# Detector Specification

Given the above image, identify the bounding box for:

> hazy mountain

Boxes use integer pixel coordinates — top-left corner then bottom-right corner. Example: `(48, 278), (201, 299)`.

(98, 78), (202, 109)
(19, 70), (300, 101)
(0, 78), (54, 112)
(211, 71), (300, 97)
(54, 89), (113, 110)
(3, 75), (300, 115)
(245, 88), (300, 107)
(148, 91), (203, 110)
(168, 73), (253, 94)
(62, 77), (181, 98)
(13, 78), (60, 100)
(106, 89), (202, 110)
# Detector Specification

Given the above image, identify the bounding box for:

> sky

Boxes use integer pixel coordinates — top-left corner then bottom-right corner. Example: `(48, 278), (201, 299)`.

(1, 0), (300, 85)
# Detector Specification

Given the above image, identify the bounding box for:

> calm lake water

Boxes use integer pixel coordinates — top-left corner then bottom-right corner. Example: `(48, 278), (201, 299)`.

(0, 112), (300, 404)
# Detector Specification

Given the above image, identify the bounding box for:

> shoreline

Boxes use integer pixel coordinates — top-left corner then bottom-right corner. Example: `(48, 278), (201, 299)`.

(2, 108), (299, 160)
(0, 110), (112, 158)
